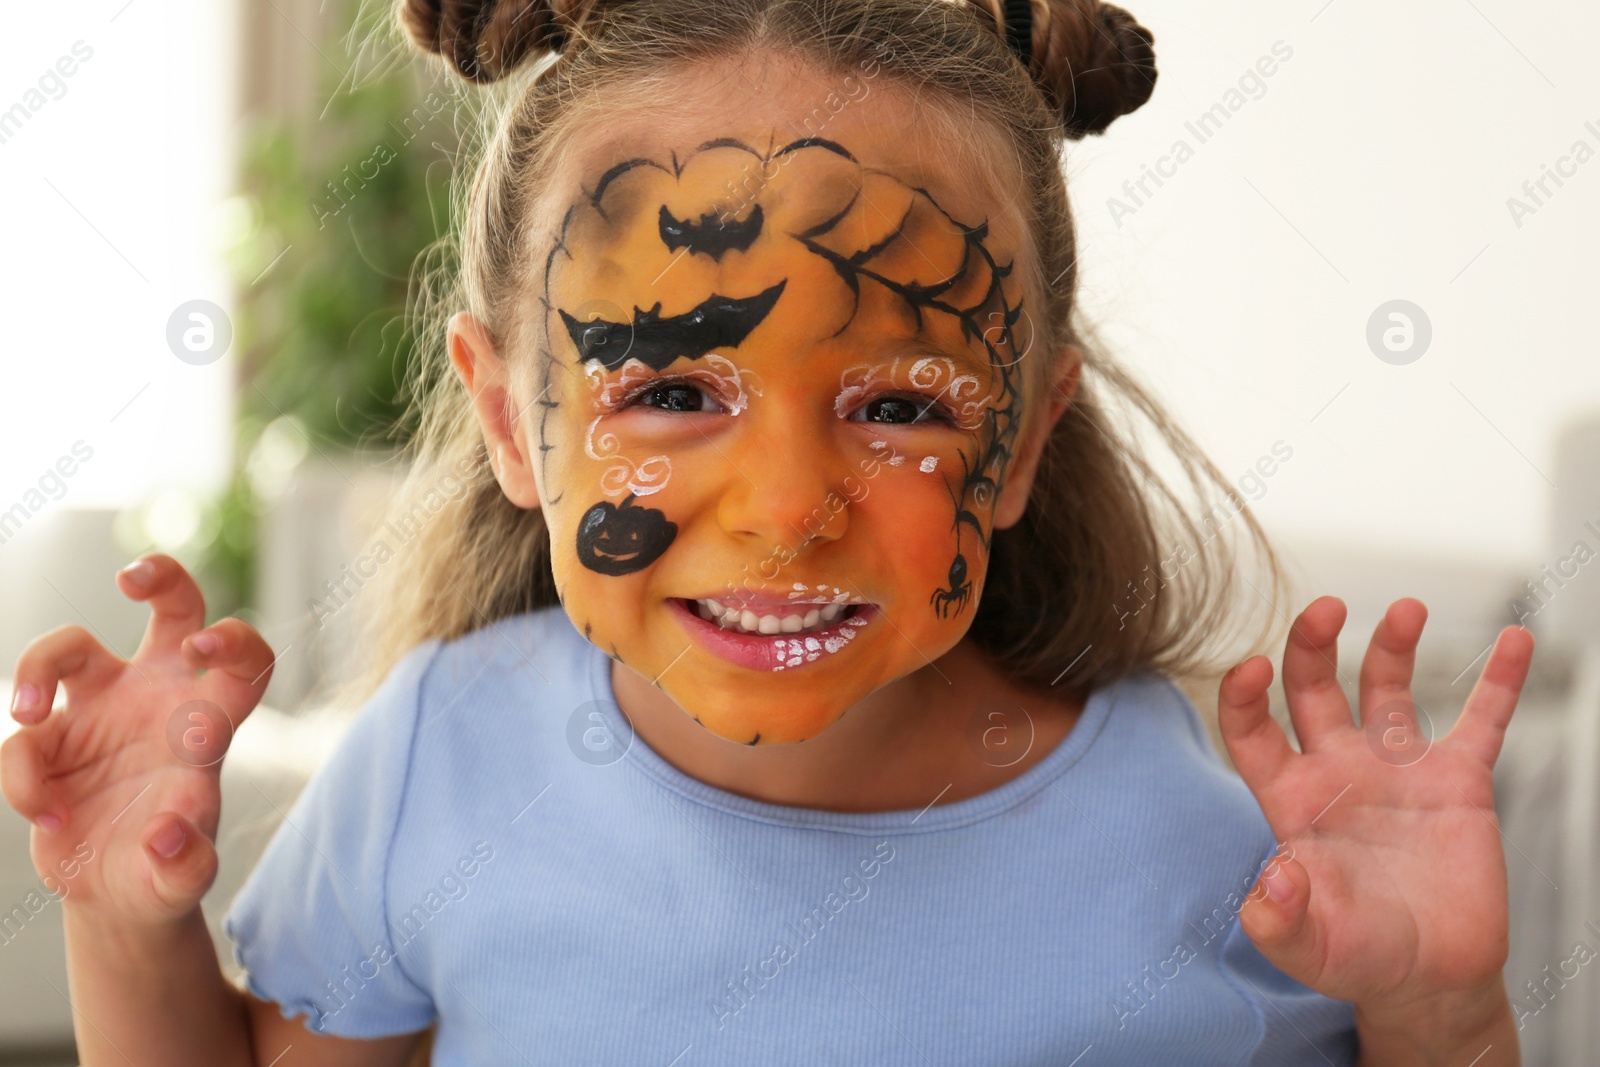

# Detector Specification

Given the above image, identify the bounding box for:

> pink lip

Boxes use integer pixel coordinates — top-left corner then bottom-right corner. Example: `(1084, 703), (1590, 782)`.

(666, 597), (877, 672)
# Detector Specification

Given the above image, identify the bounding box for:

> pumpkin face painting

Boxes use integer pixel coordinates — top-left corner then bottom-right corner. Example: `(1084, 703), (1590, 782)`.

(530, 112), (1034, 746)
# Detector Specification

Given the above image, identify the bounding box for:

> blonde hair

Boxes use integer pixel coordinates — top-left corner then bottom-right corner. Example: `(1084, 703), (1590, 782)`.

(319, 0), (1286, 717)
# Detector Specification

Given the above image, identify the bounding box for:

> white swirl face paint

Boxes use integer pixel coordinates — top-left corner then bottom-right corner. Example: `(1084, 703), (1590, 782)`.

(835, 363), (890, 418)
(835, 359), (988, 431)
(919, 455), (938, 473)
(579, 354), (764, 497)
(586, 353), (763, 415)
(582, 415), (671, 497)
(585, 356), (654, 407)
(691, 353), (764, 416)
(908, 356), (987, 429)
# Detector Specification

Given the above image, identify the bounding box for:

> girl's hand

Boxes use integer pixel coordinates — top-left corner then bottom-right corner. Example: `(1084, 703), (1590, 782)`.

(1217, 596), (1533, 1020)
(1, 554), (276, 926)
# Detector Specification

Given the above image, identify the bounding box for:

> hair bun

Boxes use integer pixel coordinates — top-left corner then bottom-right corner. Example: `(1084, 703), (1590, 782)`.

(399, 0), (577, 84)
(1033, 0), (1158, 139)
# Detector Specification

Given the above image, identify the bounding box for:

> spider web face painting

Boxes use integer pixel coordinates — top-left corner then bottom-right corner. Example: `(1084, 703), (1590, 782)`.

(529, 127), (1033, 745)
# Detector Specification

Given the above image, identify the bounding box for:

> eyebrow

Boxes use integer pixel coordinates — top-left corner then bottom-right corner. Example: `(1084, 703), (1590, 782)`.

(559, 281), (787, 372)
(576, 326), (1000, 388)
(868, 336), (996, 382)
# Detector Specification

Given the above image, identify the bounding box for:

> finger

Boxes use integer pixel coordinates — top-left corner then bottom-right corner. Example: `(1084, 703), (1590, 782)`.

(0, 724), (68, 829)
(181, 618), (276, 724)
(11, 625), (124, 725)
(118, 554), (207, 659)
(1447, 625), (1535, 767)
(1280, 597), (1354, 753)
(141, 812), (220, 913)
(1218, 656), (1296, 796)
(1357, 598), (1427, 728)
(1238, 851), (1319, 983)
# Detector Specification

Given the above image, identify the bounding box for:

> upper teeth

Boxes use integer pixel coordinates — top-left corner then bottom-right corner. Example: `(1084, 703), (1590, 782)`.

(692, 598), (854, 635)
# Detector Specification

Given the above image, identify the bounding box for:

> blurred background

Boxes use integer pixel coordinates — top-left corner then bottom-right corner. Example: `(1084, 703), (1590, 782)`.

(0, 0), (1597, 1063)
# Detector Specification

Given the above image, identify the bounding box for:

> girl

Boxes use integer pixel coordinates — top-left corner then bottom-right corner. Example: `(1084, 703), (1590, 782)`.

(2, 0), (1534, 1063)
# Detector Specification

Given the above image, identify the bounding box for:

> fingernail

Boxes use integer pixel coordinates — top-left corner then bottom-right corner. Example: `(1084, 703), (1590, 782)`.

(36, 813), (62, 833)
(11, 683), (41, 717)
(150, 820), (186, 859)
(119, 560), (154, 587)
(1263, 864), (1294, 904)
(191, 632), (219, 655)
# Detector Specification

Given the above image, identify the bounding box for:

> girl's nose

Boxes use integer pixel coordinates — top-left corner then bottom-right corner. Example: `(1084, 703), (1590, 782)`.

(715, 419), (854, 551)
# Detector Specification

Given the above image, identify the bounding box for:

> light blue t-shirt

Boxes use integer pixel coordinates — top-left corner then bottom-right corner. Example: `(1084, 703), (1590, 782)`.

(223, 605), (1359, 1065)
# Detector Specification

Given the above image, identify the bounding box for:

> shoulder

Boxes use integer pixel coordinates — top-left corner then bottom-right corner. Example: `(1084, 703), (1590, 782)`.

(396, 603), (599, 784)
(319, 605), (594, 798)
(1084, 669), (1278, 889)
(1091, 668), (1249, 797)
(414, 604), (593, 709)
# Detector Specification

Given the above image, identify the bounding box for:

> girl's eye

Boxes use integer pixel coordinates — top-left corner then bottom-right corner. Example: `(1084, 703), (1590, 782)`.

(616, 381), (954, 426)
(622, 379), (721, 414)
(851, 394), (954, 427)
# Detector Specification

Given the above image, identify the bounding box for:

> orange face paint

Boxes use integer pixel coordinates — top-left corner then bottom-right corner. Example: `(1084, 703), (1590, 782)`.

(530, 128), (1031, 745)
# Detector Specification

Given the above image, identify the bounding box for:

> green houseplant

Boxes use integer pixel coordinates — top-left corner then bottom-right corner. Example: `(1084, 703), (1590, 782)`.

(198, 11), (462, 624)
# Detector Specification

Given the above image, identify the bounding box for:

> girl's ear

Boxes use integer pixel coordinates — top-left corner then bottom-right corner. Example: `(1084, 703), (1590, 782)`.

(447, 311), (542, 510)
(992, 345), (1082, 531)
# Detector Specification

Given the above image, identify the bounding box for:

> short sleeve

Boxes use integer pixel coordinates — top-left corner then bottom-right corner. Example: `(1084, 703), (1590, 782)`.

(1219, 842), (1361, 1066)
(222, 638), (442, 1039)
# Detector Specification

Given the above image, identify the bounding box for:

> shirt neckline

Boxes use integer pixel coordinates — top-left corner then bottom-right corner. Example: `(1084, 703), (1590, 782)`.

(579, 616), (1122, 834)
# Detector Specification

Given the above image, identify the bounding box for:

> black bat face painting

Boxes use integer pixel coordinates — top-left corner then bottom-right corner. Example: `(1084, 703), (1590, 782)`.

(529, 103), (1034, 746)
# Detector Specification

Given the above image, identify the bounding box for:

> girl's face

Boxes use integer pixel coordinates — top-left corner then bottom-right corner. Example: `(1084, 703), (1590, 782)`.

(476, 68), (1058, 745)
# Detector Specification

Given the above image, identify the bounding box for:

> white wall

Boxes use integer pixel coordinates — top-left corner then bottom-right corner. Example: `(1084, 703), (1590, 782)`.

(1066, 0), (1600, 571)
(0, 0), (238, 518)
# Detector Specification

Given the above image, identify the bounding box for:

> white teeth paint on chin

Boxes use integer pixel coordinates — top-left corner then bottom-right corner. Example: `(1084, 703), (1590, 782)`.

(689, 598), (858, 636)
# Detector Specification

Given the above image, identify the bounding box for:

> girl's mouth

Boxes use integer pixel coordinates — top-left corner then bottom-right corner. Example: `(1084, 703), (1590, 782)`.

(684, 596), (866, 634)
(666, 597), (876, 672)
